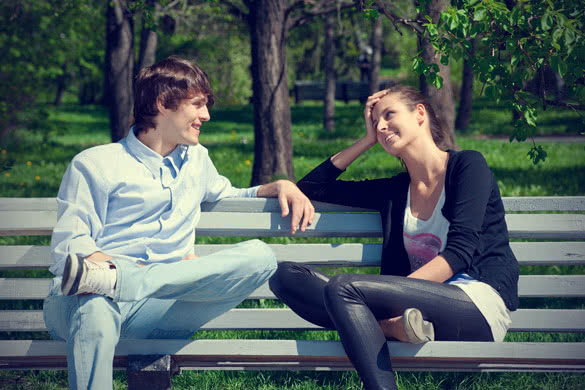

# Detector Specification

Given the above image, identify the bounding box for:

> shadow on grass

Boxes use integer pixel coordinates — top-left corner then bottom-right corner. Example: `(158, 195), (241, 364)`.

(50, 120), (109, 136)
(210, 105), (254, 126)
(491, 166), (585, 195)
(52, 103), (109, 117)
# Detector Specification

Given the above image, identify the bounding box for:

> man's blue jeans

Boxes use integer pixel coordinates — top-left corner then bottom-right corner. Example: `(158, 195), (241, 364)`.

(43, 239), (277, 390)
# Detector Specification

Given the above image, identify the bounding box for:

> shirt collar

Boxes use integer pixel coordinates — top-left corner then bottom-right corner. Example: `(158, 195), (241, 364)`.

(126, 128), (188, 177)
(164, 145), (187, 174)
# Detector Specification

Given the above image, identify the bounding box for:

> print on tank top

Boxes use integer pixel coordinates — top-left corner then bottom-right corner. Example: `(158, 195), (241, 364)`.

(403, 232), (442, 271)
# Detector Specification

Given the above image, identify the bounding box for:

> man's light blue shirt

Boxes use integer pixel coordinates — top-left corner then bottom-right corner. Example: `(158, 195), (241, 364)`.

(49, 129), (259, 276)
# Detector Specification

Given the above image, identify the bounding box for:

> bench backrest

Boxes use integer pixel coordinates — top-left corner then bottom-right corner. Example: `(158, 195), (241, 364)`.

(1, 197), (584, 334)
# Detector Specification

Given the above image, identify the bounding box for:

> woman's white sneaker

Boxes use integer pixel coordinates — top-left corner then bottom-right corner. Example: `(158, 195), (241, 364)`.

(402, 308), (435, 344)
(61, 253), (117, 298)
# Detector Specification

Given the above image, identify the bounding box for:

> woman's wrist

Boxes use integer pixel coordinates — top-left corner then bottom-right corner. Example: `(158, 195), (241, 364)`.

(330, 136), (376, 170)
(363, 135), (378, 148)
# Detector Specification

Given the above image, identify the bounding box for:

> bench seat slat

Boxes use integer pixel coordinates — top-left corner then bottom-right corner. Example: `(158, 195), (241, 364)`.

(2, 242), (584, 269)
(3, 196), (585, 213)
(1, 340), (584, 372)
(2, 308), (584, 333)
(2, 211), (585, 239)
(2, 275), (585, 300)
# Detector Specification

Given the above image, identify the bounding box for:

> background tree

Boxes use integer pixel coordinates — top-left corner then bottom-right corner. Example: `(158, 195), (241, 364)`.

(221, 0), (354, 185)
(455, 38), (474, 131)
(416, 0), (456, 146)
(323, 13), (337, 132)
(363, 0), (457, 145)
(137, 0), (159, 71)
(369, 16), (384, 95)
(105, 0), (134, 142)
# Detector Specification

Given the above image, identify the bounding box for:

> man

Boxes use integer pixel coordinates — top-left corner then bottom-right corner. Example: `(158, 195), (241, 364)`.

(43, 56), (314, 390)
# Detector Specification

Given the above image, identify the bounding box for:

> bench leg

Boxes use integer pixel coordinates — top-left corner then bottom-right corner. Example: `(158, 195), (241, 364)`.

(127, 355), (179, 390)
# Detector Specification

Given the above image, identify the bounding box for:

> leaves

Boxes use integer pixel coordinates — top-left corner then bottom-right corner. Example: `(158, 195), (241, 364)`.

(381, 0), (585, 164)
(528, 145), (548, 165)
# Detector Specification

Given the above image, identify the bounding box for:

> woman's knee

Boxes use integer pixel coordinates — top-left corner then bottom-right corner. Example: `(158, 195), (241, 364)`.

(324, 273), (364, 306)
(268, 261), (297, 293)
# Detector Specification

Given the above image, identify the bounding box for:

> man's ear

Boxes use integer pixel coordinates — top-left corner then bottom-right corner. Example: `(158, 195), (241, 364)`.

(156, 99), (167, 115)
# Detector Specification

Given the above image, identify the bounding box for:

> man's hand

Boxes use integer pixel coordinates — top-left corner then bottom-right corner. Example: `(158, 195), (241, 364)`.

(257, 180), (315, 234)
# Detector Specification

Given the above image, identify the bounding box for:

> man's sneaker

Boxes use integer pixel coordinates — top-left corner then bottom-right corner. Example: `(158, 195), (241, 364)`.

(61, 253), (117, 298)
(402, 308), (435, 344)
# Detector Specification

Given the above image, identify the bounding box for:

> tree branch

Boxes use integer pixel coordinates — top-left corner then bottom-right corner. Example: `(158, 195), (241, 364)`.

(218, 0), (249, 21)
(287, 0), (354, 31)
(541, 100), (585, 114)
(374, 0), (424, 35)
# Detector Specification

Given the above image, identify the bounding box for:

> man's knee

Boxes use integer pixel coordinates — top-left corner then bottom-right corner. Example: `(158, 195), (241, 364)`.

(70, 296), (121, 342)
(241, 239), (277, 273)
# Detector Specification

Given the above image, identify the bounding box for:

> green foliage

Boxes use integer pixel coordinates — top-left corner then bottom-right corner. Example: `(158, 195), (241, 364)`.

(156, 2), (252, 105)
(422, 0), (585, 164)
(0, 0), (105, 144)
(287, 13), (365, 83)
(362, 0), (585, 165)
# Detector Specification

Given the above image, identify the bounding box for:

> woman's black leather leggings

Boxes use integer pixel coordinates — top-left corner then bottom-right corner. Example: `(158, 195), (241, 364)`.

(269, 262), (493, 390)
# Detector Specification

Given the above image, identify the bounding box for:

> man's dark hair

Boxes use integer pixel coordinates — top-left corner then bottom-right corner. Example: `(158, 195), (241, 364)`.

(133, 56), (214, 135)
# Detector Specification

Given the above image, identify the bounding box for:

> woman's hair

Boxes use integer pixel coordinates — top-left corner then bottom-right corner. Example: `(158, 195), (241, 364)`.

(133, 56), (214, 135)
(384, 84), (454, 151)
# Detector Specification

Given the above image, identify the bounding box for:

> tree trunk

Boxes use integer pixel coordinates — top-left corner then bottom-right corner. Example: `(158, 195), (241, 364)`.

(105, 0), (134, 142)
(249, 1), (294, 185)
(418, 0), (456, 147)
(323, 13), (336, 133)
(455, 39), (474, 131)
(368, 16), (383, 95)
(54, 65), (67, 106)
(137, 1), (157, 71)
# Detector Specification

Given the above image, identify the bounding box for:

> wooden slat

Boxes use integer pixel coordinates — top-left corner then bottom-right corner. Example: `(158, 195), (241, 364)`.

(1, 209), (584, 239)
(2, 308), (584, 333)
(510, 242), (585, 265)
(502, 196), (585, 212)
(1, 339), (584, 372)
(505, 214), (585, 239)
(2, 242), (585, 269)
(2, 196), (584, 213)
(2, 275), (585, 300)
(0, 244), (383, 269)
(0, 210), (384, 237)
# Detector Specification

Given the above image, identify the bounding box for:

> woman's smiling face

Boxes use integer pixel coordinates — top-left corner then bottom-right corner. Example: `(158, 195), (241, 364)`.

(371, 92), (423, 156)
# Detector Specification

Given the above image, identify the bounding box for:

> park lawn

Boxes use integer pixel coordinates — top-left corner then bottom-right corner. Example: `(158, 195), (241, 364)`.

(0, 101), (584, 389)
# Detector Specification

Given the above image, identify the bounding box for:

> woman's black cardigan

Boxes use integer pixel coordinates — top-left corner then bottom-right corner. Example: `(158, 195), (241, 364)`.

(297, 149), (519, 311)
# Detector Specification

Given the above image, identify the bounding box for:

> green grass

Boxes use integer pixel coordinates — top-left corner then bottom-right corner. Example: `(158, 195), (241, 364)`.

(2, 101), (584, 197)
(0, 100), (584, 389)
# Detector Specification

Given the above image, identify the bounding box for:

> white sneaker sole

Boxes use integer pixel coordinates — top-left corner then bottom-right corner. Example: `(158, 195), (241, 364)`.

(403, 308), (435, 344)
(61, 253), (83, 296)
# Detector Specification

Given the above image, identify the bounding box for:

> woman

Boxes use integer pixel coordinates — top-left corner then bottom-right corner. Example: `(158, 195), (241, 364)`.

(269, 85), (519, 390)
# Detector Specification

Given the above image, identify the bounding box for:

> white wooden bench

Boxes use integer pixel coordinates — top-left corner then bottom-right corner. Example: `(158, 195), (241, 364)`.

(1, 196), (585, 389)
